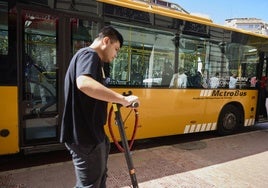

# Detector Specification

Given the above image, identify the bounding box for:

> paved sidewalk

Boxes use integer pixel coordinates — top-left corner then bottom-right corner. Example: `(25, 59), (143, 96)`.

(1, 129), (268, 188)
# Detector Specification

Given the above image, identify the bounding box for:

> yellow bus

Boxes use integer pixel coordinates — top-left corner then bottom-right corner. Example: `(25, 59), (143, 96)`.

(1, 0), (268, 155)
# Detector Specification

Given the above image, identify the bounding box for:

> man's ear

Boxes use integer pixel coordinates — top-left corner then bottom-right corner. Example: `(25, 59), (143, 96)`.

(102, 36), (110, 45)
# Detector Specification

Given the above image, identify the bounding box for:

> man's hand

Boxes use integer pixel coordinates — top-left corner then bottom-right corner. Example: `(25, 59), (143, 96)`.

(122, 95), (139, 108)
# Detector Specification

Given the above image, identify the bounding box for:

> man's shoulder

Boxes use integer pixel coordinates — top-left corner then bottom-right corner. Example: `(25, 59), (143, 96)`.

(76, 47), (94, 55)
(75, 47), (100, 63)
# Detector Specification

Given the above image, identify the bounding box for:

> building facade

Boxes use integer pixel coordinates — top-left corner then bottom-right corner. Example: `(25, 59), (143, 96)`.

(225, 18), (268, 35)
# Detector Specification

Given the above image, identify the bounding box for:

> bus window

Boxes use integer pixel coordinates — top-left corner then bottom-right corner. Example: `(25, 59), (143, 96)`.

(226, 44), (258, 89)
(179, 37), (208, 88)
(109, 24), (175, 87)
(24, 13), (57, 114)
(0, 31), (8, 83)
(0, 14), (7, 55)
(0, 2), (10, 84)
(178, 35), (259, 89)
(71, 19), (97, 54)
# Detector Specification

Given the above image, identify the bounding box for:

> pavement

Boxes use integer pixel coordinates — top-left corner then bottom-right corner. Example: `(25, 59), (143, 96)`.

(1, 127), (268, 188)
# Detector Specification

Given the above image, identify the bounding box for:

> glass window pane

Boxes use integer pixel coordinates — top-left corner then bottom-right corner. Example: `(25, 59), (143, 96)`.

(71, 18), (97, 54)
(0, 2), (9, 85)
(110, 23), (175, 88)
(24, 12), (57, 113)
(22, 11), (58, 143)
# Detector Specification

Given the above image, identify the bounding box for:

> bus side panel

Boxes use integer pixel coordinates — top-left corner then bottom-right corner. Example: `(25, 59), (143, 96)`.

(104, 88), (208, 140)
(204, 90), (258, 126)
(104, 89), (258, 142)
(238, 90), (258, 126)
(0, 86), (19, 155)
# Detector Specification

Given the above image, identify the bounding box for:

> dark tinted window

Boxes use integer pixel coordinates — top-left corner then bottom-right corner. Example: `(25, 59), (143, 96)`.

(0, 2), (17, 85)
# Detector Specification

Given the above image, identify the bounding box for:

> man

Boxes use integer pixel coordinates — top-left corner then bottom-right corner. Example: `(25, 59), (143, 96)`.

(60, 26), (139, 188)
(229, 72), (238, 89)
(209, 72), (220, 88)
(169, 67), (187, 88)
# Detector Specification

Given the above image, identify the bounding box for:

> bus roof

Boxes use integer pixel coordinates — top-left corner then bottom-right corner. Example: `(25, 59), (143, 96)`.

(98, 0), (268, 39)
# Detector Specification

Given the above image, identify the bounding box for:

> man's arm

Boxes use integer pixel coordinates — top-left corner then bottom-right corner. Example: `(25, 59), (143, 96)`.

(76, 75), (138, 107)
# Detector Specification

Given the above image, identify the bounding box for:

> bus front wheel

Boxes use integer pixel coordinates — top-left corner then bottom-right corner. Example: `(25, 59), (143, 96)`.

(217, 104), (241, 135)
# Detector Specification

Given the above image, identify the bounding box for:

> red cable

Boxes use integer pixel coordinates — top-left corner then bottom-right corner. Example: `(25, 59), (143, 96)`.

(108, 106), (139, 152)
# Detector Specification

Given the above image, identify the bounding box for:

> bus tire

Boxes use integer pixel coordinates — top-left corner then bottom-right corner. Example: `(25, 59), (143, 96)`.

(217, 104), (241, 135)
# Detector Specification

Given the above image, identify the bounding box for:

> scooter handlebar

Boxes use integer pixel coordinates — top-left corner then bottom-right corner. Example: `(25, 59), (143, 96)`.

(130, 102), (139, 108)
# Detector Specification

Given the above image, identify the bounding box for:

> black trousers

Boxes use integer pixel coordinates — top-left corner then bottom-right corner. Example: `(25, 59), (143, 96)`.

(65, 136), (110, 188)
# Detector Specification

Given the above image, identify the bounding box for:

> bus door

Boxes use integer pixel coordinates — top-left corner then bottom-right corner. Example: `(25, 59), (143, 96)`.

(256, 52), (268, 122)
(21, 11), (59, 147)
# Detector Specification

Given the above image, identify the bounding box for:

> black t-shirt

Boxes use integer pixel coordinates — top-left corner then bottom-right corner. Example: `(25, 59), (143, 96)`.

(60, 47), (108, 146)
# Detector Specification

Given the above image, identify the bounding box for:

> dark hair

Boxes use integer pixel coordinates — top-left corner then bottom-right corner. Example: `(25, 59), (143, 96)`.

(98, 26), (124, 48)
